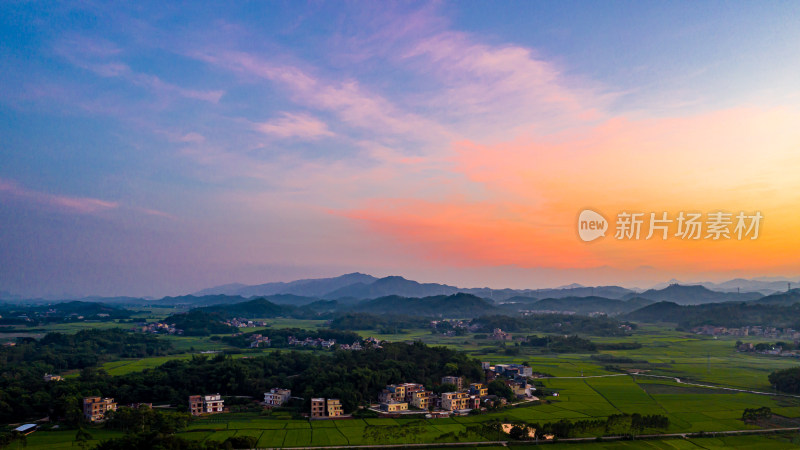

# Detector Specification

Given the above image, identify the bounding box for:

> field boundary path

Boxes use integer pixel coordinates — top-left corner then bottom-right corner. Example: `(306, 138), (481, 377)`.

(534, 373), (800, 399)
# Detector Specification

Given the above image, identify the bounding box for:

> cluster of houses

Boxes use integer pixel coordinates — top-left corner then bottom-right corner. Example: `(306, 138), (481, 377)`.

(521, 310), (577, 316)
(694, 325), (800, 339)
(374, 364), (536, 416)
(429, 319), (476, 335)
(286, 336), (382, 351)
(134, 322), (182, 335)
(224, 318), (268, 328)
(489, 328), (512, 340)
(736, 342), (800, 357)
(247, 333), (271, 348)
(288, 336), (337, 348)
(79, 360), (536, 423)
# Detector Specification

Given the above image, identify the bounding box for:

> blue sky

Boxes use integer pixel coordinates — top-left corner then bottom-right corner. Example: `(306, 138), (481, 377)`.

(1, 1), (799, 298)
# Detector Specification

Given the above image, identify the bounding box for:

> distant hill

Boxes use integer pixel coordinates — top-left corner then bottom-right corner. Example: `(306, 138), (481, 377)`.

(514, 296), (653, 315)
(197, 298), (295, 319)
(350, 293), (495, 317)
(623, 301), (686, 323)
(156, 294), (251, 307)
(192, 273), (637, 302)
(649, 277), (798, 295)
(325, 276), (460, 299)
(708, 278), (797, 295)
(623, 301), (800, 329)
(750, 289), (800, 306)
(624, 284), (762, 305)
(194, 273), (378, 297)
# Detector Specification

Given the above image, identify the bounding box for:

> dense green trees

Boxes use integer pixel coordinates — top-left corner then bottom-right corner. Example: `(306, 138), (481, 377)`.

(626, 301), (800, 329)
(327, 313), (426, 331)
(742, 406), (772, 422)
(520, 335), (598, 353)
(487, 380), (515, 402)
(163, 310), (237, 336)
(105, 405), (191, 434)
(768, 367), (800, 394)
(0, 329), (173, 423)
(471, 314), (634, 336)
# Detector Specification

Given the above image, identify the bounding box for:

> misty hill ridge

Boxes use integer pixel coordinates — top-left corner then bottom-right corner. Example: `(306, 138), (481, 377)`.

(194, 273), (377, 297)
(351, 293), (495, 317)
(750, 289), (800, 306)
(325, 276), (460, 299)
(624, 284), (762, 305)
(520, 296), (653, 315)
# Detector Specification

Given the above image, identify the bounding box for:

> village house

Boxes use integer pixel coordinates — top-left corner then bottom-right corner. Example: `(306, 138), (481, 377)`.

(441, 391), (472, 411)
(43, 373), (62, 382)
(379, 400), (408, 412)
(83, 396), (117, 422)
(135, 322), (182, 335)
(189, 394), (225, 415)
(441, 375), (463, 389)
(264, 388), (291, 407)
(469, 382), (488, 397)
(409, 390), (434, 410)
(489, 328), (512, 340)
(311, 398), (343, 418)
(248, 334), (271, 348)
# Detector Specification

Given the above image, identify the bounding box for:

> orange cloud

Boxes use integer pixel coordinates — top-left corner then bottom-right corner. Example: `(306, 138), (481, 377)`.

(344, 106), (800, 275)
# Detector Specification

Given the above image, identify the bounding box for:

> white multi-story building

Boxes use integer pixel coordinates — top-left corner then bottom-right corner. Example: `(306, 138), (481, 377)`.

(264, 388), (291, 407)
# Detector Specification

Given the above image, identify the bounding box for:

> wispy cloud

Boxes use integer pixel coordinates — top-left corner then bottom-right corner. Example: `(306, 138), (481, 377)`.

(0, 178), (176, 219)
(54, 35), (224, 103)
(0, 178), (118, 214)
(194, 50), (450, 141)
(255, 112), (334, 139)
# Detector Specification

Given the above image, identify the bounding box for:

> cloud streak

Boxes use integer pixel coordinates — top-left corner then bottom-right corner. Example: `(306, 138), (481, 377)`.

(255, 112), (334, 139)
(0, 178), (118, 214)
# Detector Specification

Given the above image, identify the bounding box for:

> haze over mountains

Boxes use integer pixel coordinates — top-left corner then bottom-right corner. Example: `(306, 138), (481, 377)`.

(2, 273), (799, 316)
(193, 273), (644, 302)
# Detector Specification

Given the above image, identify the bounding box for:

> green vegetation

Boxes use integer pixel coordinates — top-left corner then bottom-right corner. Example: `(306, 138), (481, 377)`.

(471, 314), (634, 336)
(164, 310), (237, 336)
(0, 328), (174, 422)
(520, 334), (598, 353)
(328, 313), (426, 331)
(742, 406), (772, 423)
(625, 301), (800, 329)
(768, 366), (800, 394)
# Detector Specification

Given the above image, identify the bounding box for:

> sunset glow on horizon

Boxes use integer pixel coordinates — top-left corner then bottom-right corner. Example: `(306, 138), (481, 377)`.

(2, 2), (800, 297)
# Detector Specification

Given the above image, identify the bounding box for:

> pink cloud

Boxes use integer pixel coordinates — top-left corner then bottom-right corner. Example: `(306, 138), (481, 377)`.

(0, 178), (177, 219)
(54, 37), (224, 103)
(0, 178), (118, 214)
(194, 51), (450, 140)
(255, 112), (334, 139)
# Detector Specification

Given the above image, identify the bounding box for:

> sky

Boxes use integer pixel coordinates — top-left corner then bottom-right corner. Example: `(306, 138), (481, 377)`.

(1, 1), (800, 298)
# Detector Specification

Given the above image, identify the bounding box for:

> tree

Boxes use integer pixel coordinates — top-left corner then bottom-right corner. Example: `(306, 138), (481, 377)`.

(487, 380), (514, 402)
(74, 428), (93, 450)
